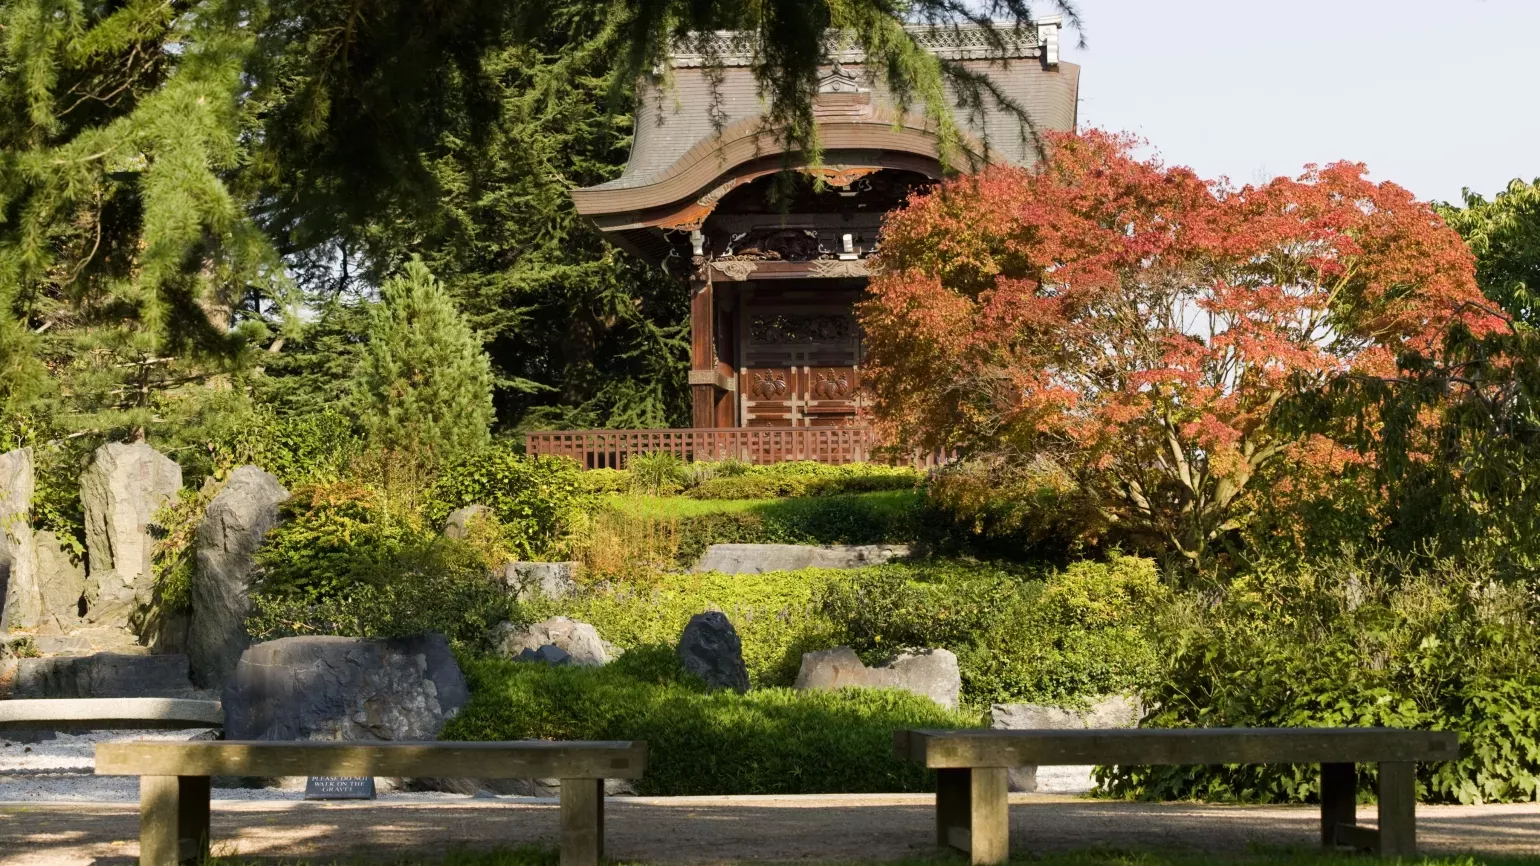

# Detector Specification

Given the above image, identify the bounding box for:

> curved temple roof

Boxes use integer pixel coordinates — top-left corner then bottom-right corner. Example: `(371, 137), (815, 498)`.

(572, 20), (1080, 263)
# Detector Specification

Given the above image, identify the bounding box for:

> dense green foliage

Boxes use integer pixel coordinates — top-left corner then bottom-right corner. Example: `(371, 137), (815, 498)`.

(425, 447), (594, 558)
(588, 491), (921, 574)
(349, 258), (494, 461)
(444, 647), (973, 795)
(919, 456), (1106, 564)
(1101, 554), (1540, 805)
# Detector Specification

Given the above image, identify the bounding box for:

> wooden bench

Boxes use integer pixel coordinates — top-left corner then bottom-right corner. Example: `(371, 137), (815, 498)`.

(96, 739), (648, 866)
(895, 727), (1460, 864)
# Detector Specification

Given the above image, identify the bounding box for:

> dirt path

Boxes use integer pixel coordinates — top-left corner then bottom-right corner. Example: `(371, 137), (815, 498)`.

(4, 794), (1538, 865)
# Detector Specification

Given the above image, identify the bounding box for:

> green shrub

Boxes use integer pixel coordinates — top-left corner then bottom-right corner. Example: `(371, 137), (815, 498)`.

(920, 456), (1107, 564)
(255, 482), (413, 599)
(209, 408), (364, 488)
(425, 444), (593, 558)
(820, 555), (1165, 706)
(249, 528), (516, 650)
(443, 648), (976, 795)
(1100, 554), (1540, 804)
(582, 468), (631, 495)
(588, 491), (921, 573)
(626, 451), (686, 495)
(528, 570), (839, 687)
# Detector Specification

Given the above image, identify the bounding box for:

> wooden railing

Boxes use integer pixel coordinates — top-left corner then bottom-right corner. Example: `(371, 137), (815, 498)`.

(525, 427), (950, 469)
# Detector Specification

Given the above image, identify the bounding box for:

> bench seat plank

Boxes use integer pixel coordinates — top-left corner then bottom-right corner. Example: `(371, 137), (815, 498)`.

(96, 740), (648, 779)
(897, 728), (1458, 768)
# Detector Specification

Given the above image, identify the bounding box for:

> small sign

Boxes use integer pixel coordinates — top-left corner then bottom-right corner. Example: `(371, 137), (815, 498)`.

(305, 776), (376, 800)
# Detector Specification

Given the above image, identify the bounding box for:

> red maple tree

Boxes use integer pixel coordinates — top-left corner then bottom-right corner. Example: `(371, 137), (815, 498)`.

(860, 130), (1503, 562)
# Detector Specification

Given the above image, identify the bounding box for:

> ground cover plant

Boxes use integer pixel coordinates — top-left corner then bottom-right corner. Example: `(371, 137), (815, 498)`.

(443, 646), (971, 796)
(535, 556), (1162, 707)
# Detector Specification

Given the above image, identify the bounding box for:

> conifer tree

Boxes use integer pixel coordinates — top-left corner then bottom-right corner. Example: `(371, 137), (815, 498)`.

(350, 258), (494, 461)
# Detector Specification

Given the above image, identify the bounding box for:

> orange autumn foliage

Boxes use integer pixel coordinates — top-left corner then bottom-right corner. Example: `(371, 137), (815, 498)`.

(860, 130), (1502, 562)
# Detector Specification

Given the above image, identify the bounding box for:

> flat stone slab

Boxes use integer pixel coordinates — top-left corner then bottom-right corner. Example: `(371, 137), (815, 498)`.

(693, 543), (910, 574)
(0, 698), (222, 730)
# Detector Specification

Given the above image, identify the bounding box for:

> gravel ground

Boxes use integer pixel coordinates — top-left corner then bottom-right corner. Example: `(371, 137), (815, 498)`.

(3, 796), (1538, 865)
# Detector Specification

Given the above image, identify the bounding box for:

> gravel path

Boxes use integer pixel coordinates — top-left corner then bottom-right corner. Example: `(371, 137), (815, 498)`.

(3, 795), (1538, 865)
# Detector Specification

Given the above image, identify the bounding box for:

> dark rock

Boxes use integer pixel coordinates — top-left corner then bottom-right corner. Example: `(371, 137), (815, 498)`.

(492, 617), (612, 666)
(0, 448), (40, 630)
(2, 652), (198, 699)
(794, 645), (961, 709)
(188, 466), (290, 690)
(677, 611), (749, 692)
(223, 633), (468, 741)
(516, 644), (572, 666)
(79, 442), (182, 630)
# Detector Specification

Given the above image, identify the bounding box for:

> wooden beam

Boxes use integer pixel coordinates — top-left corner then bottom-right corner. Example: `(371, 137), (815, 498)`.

(691, 279), (717, 429)
(97, 741), (648, 780)
(903, 729), (1459, 769)
(1319, 762), (1357, 850)
(1377, 761), (1417, 857)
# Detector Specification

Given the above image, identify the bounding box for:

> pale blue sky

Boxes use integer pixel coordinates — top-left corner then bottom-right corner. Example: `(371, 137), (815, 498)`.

(1058, 0), (1539, 203)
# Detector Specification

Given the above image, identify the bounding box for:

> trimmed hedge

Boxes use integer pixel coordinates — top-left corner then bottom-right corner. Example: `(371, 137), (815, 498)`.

(579, 460), (922, 500)
(587, 491), (921, 574)
(443, 647), (976, 795)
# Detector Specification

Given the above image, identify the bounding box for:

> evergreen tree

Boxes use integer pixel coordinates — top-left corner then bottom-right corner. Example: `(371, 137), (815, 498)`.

(349, 257), (494, 461)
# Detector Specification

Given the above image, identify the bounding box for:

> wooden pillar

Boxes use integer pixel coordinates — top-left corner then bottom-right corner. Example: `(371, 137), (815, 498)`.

(1319, 762), (1356, 849)
(560, 777), (605, 866)
(936, 767), (1009, 865)
(690, 279), (716, 428)
(139, 775), (209, 866)
(1377, 761), (1417, 857)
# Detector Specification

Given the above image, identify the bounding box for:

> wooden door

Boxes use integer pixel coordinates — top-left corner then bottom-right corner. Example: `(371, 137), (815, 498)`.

(739, 287), (862, 427)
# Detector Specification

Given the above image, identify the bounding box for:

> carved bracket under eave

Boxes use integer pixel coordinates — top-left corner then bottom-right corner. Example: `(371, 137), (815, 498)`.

(656, 164), (886, 231)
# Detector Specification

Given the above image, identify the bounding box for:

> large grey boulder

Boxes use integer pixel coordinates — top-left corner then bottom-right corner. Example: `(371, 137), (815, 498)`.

(492, 617), (612, 667)
(34, 531), (86, 632)
(443, 504), (492, 539)
(223, 633), (468, 741)
(498, 561), (579, 601)
(0, 448), (41, 631)
(693, 543), (910, 574)
(677, 611), (749, 692)
(188, 466), (289, 690)
(79, 442), (182, 629)
(794, 645), (961, 709)
(0, 652), (199, 699)
(990, 695), (1142, 793)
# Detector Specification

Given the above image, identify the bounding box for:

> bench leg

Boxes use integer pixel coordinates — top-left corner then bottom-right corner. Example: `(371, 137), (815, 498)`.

(969, 768), (1009, 865)
(1320, 762), (1356, 849)
(560, 777), (604, 866)
(140, 775), (212, 866)
(1377, 761), (1416, 857)
(935, 768), (1009, 865)
(179, 775), (211, 863)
